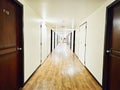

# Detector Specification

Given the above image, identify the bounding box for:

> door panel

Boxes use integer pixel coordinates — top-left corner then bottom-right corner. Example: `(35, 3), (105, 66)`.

(109, 3), (120, 90)
(103, 1), (120, 90)
(0, 0), (16, 49)
(111, 4), (120, 51)
(0, 0), (23, 90)
(109, 55), (120, 90)
(109, 5), (120, 90)
(79, 22), (87, 65)
(0, 52), (18, 90)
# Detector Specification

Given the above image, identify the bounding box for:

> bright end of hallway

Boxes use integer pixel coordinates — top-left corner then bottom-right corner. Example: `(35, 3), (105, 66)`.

(22, 44), (102, 90)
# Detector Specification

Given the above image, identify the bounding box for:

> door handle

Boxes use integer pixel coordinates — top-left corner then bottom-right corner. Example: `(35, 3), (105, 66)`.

(106, 50), (111, 53)
(17, 48), (22, 51)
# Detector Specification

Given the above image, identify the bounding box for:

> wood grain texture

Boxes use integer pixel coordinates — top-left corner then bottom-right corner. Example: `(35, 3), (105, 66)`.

(22, 44), (102, 90)
(0, 0), (24, 89)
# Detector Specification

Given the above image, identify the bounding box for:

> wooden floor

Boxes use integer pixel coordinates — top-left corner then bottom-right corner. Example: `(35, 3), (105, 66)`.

(22, 44), (102, 90)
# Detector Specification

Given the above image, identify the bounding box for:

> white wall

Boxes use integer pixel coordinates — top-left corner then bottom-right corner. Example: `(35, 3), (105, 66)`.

(55, 32), (58, 48)
(18, 0), (41, 82)
(67, 33), (71, 48)
(18, 0), (51, 82)
(78, 0), (115, 85)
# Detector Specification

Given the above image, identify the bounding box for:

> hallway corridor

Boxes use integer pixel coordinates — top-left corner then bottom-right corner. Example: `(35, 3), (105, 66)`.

(22, 44), (102, 90)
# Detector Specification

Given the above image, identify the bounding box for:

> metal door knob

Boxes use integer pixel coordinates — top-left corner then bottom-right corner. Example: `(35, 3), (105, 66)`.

(106, 50), (111, 53)
(17, 48), (22, 51)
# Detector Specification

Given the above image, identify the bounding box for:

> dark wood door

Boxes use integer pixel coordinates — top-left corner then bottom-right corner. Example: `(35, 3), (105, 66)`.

(103, 1), (120, 90)
(0, 0), (24, 90)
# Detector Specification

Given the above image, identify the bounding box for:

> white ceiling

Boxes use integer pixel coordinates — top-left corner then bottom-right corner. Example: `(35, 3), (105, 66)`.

(24, 0), (106, 31)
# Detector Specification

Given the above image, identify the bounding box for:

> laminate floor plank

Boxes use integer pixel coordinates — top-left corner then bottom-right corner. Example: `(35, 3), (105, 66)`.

(22, 44), (102, 90)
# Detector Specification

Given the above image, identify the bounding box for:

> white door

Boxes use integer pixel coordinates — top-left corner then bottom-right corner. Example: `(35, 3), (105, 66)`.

(40, 24), (42, 64)
(79, 22), (87, 65)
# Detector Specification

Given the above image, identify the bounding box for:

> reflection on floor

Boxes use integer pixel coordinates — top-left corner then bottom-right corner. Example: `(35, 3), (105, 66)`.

(22, 44), (102, 90)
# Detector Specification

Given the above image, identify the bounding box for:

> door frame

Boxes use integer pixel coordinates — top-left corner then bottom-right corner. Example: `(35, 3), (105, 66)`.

(70, 32), (72, 49)
(51, 30), (52, 52)
(54, 32), (55, 49)
(73, 30), (76, 52)
(102, 0), (120, 90)
(14, 0), (24, 87)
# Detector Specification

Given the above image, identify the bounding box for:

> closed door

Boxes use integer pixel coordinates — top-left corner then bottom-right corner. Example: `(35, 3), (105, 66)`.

(67, 33), (71, 48)
(79, 22), (87, 65)
(0, 0), (23, 90)
(103, 1), (120, 90)
(40, 24), (42, 63)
